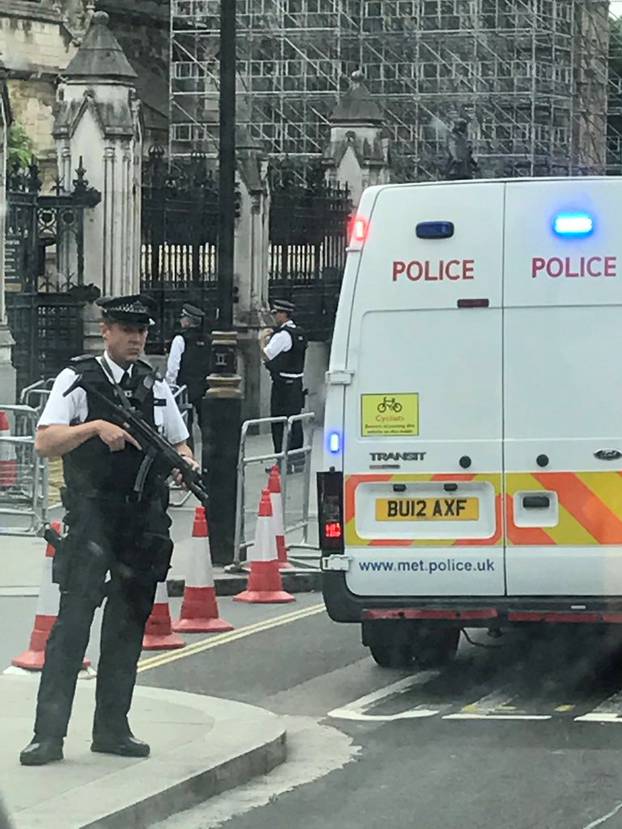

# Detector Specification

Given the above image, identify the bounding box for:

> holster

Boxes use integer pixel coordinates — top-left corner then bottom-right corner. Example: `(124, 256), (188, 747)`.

(44, 526), (71, 588)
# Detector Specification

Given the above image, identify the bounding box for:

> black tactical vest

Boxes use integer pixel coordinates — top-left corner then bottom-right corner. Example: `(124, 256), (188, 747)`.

(267, 324), (307, 378)
(62, 356), (158, 497)
(178, 329), (210, 401)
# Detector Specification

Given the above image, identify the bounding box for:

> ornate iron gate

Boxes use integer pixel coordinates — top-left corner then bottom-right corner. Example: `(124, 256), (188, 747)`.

(5, 160), (101, 393)
(268, 159), (351, 340)
(141, 147), (220, 353)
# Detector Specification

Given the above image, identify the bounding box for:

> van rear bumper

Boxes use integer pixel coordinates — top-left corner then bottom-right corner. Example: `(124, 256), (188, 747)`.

(322, 571), (622, 625)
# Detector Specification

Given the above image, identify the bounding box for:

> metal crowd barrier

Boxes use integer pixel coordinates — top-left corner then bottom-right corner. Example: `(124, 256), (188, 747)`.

(20, 379), (64, 511)
(0, 405), (48, 536)
(229, 412), (317, 572)
(20, 379), (54, 411)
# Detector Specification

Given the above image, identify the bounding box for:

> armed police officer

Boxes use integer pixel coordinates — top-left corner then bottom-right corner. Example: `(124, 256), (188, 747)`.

(261, 300), (308, 472)
(165, 303), (210, 450)
(20, 295), (199, 767)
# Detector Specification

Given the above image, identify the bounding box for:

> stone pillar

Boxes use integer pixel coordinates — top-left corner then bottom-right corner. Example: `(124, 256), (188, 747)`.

(53, 11), (143, 299)
(323, 70), (390, 210)
(0, 69), (16, 401)
(234, 126), (272, 420)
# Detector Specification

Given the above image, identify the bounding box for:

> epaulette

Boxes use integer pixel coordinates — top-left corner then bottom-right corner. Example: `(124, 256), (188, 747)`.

(68, 354), (99, 373)
(69, 354), (97, 364)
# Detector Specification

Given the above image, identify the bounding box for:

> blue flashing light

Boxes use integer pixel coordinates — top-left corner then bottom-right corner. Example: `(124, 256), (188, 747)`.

(553, 212), (594, 238)
(328, 431), (342, 455)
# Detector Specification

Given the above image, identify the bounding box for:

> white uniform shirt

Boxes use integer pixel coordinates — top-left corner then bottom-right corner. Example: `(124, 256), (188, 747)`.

(165, 335), (186, 386)
(263, 321), (295, 362)
(38, 352), (190, 445)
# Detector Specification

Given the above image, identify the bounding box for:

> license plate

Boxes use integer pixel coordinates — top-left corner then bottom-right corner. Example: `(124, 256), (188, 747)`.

(375, 497), (480, 522)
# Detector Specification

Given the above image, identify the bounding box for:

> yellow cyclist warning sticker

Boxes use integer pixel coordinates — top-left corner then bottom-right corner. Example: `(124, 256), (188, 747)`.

(361, 394), (419, 437)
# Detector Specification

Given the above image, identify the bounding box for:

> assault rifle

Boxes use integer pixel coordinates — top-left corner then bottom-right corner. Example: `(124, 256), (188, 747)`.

(64, 373), (209, 506)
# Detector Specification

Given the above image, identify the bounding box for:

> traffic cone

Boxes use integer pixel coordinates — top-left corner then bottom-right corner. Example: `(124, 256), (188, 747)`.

(268, 465), (293, 570)
(12, 522), (91, 671)
(173, 507), (234, 633)
(0, 410), (17, 489)
(142, 581), (186, 650)
(234, 489), (295, 604)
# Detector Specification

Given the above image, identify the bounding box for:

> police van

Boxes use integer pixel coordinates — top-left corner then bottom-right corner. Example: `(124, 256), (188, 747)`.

(317, 177), (622, 668)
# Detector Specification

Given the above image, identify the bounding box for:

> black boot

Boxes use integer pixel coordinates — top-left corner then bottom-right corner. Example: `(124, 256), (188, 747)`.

(91, 732), (150, 758)
(20, 736), (64, 766)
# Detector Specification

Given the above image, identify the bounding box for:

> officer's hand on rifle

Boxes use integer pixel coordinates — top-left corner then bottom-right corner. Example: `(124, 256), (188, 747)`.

(96, 420), (142, 453)
(172, 454), (201, 489)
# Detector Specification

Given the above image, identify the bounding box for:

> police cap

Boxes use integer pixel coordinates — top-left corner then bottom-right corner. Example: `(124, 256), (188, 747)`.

(180, 303), (205, 324)
(96, 294), (155, 326)
(271, 300), (295, 315)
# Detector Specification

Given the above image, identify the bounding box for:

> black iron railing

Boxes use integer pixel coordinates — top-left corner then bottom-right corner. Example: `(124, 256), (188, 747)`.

(268, 158), (351, 340)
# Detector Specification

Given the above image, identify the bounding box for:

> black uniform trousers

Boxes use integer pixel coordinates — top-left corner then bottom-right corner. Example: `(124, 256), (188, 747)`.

(270, 377), (304, 457)
(34, 493), (170, 739)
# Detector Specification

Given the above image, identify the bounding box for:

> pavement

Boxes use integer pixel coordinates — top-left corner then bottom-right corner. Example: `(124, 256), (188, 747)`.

(1, 672), (286, 829)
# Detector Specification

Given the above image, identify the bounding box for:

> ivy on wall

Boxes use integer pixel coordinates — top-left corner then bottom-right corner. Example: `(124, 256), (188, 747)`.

(7, 122), (34, 169)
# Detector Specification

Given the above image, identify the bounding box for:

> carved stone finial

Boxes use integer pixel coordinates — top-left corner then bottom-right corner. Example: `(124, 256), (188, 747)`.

(92, 10), (109, 26)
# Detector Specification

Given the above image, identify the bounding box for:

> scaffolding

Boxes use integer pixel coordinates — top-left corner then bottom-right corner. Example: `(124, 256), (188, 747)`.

(608, 9), (622, 173)
(169, 1), (613, 179)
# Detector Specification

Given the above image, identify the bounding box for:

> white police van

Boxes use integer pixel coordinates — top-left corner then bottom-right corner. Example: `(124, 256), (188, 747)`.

(317, 177), (622, 668)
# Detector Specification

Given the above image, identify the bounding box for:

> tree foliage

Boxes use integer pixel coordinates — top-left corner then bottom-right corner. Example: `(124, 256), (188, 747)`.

(7, 122), (34, 169)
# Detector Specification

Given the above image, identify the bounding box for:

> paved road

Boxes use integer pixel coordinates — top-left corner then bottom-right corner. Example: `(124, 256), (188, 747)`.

(7, 580), (622, 828)
(144, 613), (622, 829)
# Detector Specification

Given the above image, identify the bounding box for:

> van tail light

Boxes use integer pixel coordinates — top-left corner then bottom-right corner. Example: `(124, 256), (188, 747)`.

(317, 470), (344, 553)
(325, 521), (343, 540)
(348, 215), (368, 250)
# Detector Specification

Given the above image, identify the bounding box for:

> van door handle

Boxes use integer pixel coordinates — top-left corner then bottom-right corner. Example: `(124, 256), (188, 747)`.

(522, 495), (551, 509)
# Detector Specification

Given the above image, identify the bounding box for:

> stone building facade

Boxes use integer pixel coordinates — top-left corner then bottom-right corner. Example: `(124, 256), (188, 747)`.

(1, 0), (167, 182)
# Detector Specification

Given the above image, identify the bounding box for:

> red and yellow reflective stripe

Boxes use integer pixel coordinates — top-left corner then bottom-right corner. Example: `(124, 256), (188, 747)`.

(507, 471), (622, 546)
(344, 471), (622, 547)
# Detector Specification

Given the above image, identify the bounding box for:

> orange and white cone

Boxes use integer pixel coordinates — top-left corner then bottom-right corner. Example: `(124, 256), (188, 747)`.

(173, 507), (234, 633)
(12, 521), (91, 672)
(142, 581), (186, 650)
(268, 466), (293, 570)
(234, 489), (295, 604)
(0, 410), (17, 489)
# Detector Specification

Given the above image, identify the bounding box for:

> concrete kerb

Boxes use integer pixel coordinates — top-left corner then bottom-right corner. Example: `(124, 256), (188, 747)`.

(2, 675), (287, 829)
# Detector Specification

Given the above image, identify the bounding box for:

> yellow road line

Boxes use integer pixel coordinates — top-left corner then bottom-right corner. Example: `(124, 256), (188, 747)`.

(137, 603), (325, 674)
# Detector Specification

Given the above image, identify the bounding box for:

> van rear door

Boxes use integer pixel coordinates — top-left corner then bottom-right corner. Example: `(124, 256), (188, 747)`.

(342, 182), (506, 598)
(504, 178), (622, 597)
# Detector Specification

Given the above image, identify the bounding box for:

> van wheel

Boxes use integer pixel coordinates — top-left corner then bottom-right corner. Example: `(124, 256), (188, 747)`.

(362, 620), (413, 668)
(368, 640), (413, 668)
(411, 627), (460, 668)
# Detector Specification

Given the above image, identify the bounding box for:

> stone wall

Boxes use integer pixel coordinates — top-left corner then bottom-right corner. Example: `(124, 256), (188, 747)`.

(1, 0), (168, 180)
(0, 2), (77, 180)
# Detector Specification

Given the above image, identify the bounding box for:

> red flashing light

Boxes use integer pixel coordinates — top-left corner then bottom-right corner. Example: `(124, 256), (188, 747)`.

(349, 216), (368, 246)
(325, 521), (343, 540)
